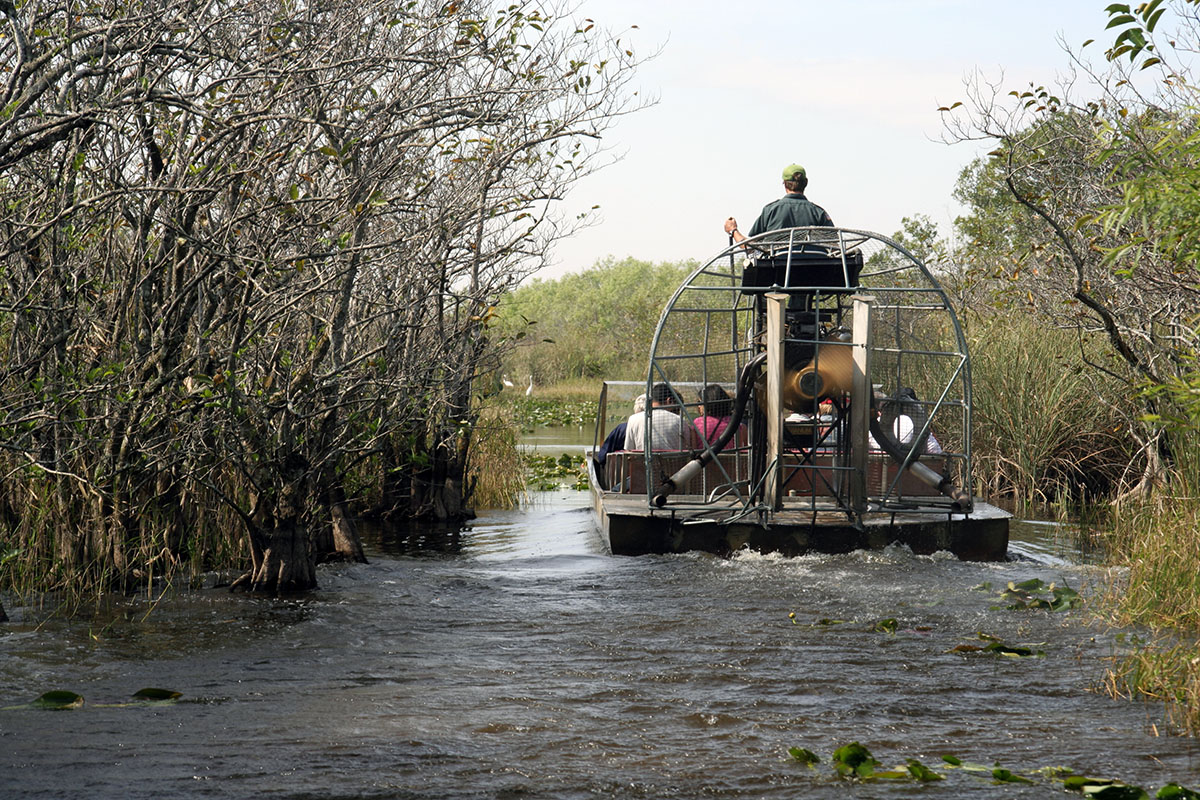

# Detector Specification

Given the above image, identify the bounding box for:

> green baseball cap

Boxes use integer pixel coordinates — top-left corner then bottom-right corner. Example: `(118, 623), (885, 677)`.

(781, 163), (807, 180)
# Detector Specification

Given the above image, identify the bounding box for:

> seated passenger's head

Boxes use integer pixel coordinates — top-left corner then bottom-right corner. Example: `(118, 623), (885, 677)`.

(650, 382), (675, 409)
(699, 384), (733, 418)
(632, 394), (646, 414)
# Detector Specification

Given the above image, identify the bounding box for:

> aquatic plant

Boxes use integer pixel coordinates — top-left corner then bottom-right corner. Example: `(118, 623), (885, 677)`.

(784, 743), (1193, 795)
(996, 578), (1082, 611)
(508, 397), (597, 430)
(948, 632), (1045, 658)
(523, 453), (588, 492)
(468, 410), (526, 509)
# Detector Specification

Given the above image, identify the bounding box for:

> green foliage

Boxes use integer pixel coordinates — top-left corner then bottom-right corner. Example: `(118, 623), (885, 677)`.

(130, 688), (182, 702)
(993, 768), (1035, 785)
(496, 257), (694, 385)
(9, 688), (183, 711)
(906, 759), (944, 781)
(1099, 0), (1187, 69)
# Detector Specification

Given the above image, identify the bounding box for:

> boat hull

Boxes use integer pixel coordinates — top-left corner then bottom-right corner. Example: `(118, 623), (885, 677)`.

(587, 455), (1010, 561)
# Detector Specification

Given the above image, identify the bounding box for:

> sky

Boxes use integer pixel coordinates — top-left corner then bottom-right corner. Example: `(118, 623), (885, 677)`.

(542, 0), (1112, 278)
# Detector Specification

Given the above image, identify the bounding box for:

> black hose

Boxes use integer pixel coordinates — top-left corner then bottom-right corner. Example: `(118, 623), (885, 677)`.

(868, 408), (970, 512)
(652, 352), (767, 507)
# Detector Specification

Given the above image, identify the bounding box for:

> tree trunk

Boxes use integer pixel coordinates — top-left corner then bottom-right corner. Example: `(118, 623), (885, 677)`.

(330, 499), (366, 563)
(314, 485), (366, 564)
(232, 518), (316, 594)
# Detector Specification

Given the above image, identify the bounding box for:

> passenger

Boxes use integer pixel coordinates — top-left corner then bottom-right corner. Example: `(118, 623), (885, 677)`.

(624, 383), (698, 451)
(868, 388), (943, 454)
(723, 163), (834, 243)
(694, 384), (745, 446)
(594, 394), (642, 469)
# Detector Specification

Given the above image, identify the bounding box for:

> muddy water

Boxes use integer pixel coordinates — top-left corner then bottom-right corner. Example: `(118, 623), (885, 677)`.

(1, 492), (1198, 799)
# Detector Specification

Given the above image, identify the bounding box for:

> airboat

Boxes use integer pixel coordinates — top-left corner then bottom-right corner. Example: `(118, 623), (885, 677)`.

(585, 227), (1010, 560)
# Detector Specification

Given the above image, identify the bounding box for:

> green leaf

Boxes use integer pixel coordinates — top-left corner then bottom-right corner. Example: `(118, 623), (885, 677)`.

(907, 759), (944, 781)
(1157, 783), (1200, 799)
(33, 690), (84, 710)
(787, 747), (820, 765)
(1106, 14), (1137, 29)
(993, 767), (1034, 784)
(832, 742), (879, 778)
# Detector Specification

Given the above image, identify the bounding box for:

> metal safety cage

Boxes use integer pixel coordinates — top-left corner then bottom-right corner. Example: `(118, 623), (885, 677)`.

(640, 227), (973, 525)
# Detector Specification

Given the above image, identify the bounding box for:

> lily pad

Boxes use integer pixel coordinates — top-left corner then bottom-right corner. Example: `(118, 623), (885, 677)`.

(993, 767), (1034, 784)
(949, 632), (1044, 658)
(787, 747), (820, 765)
(906, 758), (944, 781)
(132, 688), (182, 702)
(32, 690), (84, 710)
(998, 578), (1082, 611)
(832, 742), (879, 778)
(1158, 784), (1200, 799)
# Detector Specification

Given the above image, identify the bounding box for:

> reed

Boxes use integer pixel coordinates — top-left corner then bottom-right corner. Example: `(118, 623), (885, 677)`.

(1104, 635), (1200, 735)
(966, 314), (1132, 511)
(468, 408), (526, 509)
(1099, 426), (1200, 732)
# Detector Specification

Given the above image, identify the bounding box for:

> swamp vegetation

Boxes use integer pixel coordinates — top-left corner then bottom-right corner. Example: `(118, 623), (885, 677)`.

(0, 1), (644, 607)
(2, 0), (1200, 753)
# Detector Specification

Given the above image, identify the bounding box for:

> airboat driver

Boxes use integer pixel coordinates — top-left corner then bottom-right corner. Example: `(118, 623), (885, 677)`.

(723, 163), (834, 242)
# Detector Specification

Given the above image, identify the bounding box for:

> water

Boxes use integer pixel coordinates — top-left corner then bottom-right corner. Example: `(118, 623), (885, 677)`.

(1, 492), (1198, 799)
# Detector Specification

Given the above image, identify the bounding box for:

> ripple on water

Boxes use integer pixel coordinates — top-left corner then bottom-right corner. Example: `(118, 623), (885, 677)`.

(0, 495), (1195, 799)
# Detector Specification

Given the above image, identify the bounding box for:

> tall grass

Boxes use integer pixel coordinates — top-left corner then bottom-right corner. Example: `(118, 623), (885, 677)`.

(1100, 426), (1200, 733)
(966, 313), (1133, 511)
(469, 408), (526, 509)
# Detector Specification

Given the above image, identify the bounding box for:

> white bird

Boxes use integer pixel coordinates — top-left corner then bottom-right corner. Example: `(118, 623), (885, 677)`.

(502, 374), (514, 388)
(526, 375), (534, 396)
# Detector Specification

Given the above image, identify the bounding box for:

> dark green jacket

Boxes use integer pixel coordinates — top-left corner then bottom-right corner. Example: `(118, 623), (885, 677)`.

(747, 193), (833, 237)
